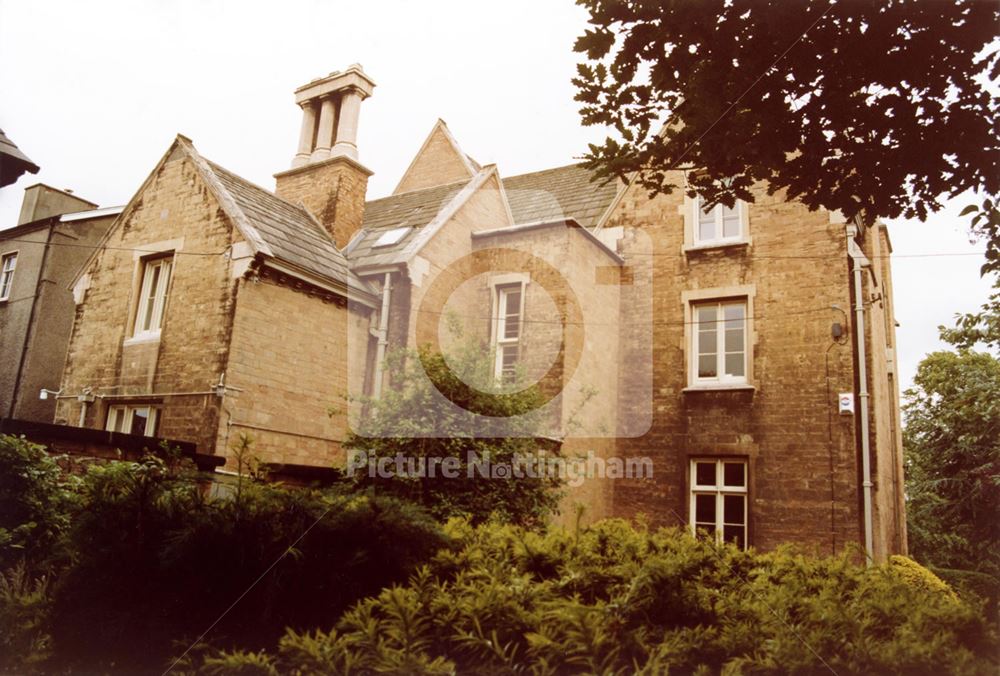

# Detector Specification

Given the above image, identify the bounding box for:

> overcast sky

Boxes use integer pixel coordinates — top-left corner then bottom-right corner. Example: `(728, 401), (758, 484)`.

(0, 0), (993, 396)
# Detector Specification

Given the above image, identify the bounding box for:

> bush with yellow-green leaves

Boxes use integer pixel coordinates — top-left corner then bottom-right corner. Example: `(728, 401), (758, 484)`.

(192, 519), (996, 675)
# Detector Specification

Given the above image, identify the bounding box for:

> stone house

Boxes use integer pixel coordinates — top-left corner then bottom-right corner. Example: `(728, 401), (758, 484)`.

(55, 64), (906, 561)
(0, 185), (119, 422)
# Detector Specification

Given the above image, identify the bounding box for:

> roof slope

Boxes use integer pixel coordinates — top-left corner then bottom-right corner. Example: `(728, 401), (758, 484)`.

(204, 160), (358, 291)
(347, 179), (468, 265)
(347, 162), (622, 269)
(502, 163), (621, 229)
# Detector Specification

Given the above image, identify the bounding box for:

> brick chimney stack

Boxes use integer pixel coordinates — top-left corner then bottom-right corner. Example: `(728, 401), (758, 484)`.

(274, 64), (375, 249)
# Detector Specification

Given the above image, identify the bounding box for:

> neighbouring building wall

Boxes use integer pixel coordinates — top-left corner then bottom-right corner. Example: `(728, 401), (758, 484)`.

(16, 184), (97, 225)
(9, 215), (117, 422)
(219, 272), (373, 467)
(607, 173), (868, 557)
(57, 151), (242, 454)
(0, 223), (50, 418)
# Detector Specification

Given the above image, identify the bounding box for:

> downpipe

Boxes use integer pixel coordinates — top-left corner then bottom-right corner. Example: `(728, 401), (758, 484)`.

(372, 272), (392, 399)
(847, 221), (874, 564)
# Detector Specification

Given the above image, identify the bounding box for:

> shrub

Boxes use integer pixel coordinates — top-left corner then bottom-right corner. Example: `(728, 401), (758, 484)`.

(0, 563), (53, 673)
(202, 519), (998, 675)
(0, 434), (77, 572)
(46, 454), (448, 673)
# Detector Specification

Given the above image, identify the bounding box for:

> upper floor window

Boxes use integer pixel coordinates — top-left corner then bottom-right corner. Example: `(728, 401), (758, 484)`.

(493, 284), (523, 382)
(0, 252), (17, 300)
(106, 404), (160, 437)
(133, 256), (172, 338)
(693, 300), (747, 385)
(690, 458), (748, 550)
(695, 197), (743, 245)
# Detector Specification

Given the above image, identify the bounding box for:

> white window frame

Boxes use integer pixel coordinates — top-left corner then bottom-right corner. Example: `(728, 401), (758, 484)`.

(106, 404), (160, 437)
(691, 300), (748, 386)
(694, 196), (745, 246)
(492, 283), (525, 381)
(132, 256), (173, 339)
(690, 458), (748, 550)
(0, 251), (18, 301)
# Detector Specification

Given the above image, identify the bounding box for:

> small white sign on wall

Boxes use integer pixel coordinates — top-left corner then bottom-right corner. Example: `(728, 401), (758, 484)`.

(838, 393), (855, 415)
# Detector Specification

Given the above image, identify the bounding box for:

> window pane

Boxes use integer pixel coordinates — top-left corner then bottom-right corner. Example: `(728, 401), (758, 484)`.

(725, 353), (745, 377)
(695, 462), (716, 486)
(129, 408), (150, 436)
(723, 303), (745, 327)
(698, 354), (717, 378)
(697, 200), (715, 241)
(697, 305), (717, 325)
(723, 524), (745, 550)
(142, 265), (161, 331)
(699, 328), (717, 355)
(725, 328), (743, 353)
(723, 462), (745, 487)
(724, 494), (745, 524)
(695, 494), (716, 523)
(722, 205), (740, 238)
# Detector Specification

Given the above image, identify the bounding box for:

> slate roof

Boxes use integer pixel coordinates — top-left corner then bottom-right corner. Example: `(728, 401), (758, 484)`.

(346, 179), (467, 266)
(204, 160), (362, 291)
(503, 163), (621, 229)
(347, 163), (622, 268)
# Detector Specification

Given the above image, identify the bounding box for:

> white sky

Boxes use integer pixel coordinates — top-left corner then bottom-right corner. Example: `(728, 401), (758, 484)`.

(0, 0), (992, 395)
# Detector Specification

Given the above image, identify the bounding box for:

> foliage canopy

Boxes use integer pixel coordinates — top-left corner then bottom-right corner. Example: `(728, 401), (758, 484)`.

(573, 0), (1000, 226)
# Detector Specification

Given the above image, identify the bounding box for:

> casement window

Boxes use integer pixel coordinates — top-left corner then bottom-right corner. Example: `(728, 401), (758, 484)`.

(692, 300), (747, 384)
(106, 404), (160, 437)
(690, 458), (748, 550)
(0, 252), (17, 300)
(133, 256), (172, 338)
(695, 196), (743, 245)
(492, 283), (524, 382)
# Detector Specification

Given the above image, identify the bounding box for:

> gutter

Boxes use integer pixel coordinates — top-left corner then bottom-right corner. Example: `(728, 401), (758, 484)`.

(847, 220), (874, 563)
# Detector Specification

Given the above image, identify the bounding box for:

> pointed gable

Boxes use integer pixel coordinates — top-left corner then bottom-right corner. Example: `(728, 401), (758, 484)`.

(392, 119), (480, 195)
(72, 135), (376, 301)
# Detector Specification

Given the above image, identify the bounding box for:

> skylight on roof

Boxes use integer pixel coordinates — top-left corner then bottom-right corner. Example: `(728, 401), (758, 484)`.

(373, 226), (411, 248)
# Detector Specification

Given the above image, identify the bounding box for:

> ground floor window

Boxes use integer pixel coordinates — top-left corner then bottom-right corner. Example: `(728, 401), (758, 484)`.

(106, 404), (160, 437)
(690, 458), (748, 550)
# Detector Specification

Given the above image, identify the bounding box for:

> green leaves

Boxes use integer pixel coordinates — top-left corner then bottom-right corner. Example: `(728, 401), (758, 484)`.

(572, 0), (1000, 224)
(209, 521), (997, 674)
(903, 348), (1000, 609)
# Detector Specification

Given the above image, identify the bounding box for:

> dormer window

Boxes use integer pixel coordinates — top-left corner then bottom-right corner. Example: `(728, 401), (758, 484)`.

(373, 227), (411, 248)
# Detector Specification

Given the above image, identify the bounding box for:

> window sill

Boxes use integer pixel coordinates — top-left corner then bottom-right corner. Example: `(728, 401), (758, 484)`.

(683, 239), (751, 254)
(683, 384), (756, 393)
(124, 332), (161, 347)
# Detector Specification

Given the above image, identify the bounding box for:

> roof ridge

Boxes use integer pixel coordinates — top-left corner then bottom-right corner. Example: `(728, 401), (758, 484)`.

(502, 161), (590, 181)
(367, 176), (471, 203)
